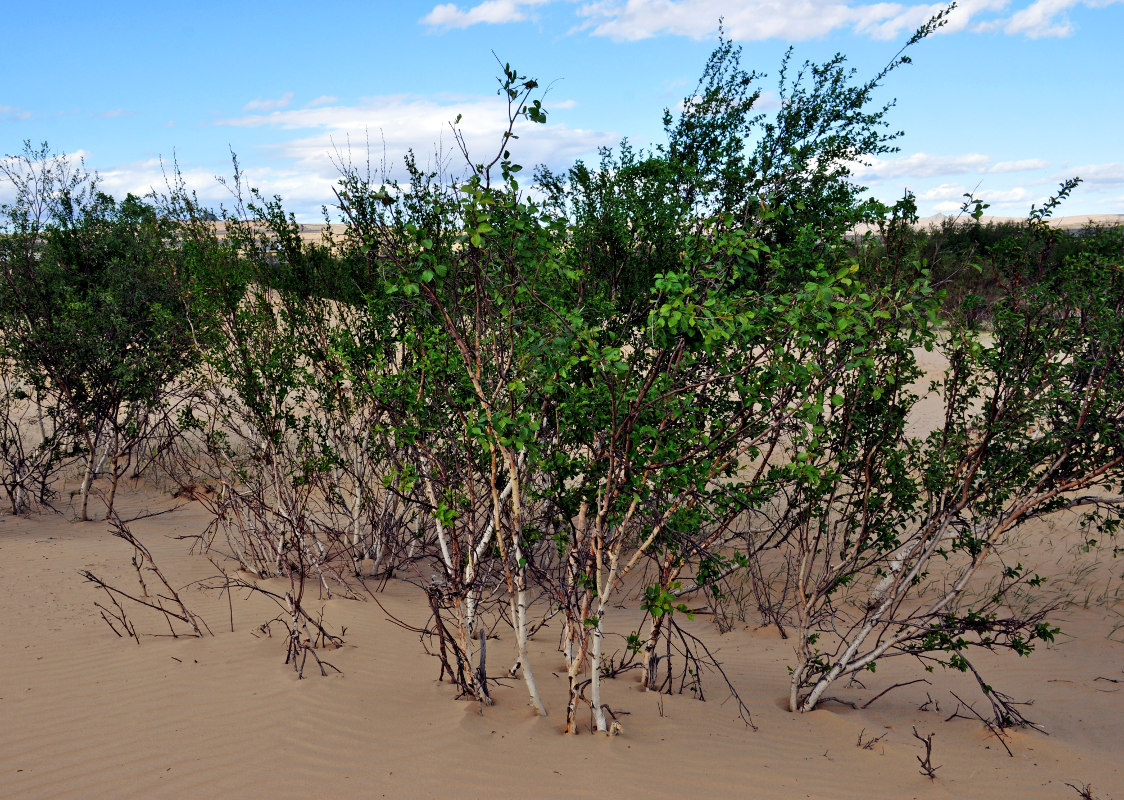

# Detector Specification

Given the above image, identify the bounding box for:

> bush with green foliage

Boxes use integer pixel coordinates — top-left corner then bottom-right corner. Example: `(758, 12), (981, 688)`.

(4, 3), (1123, 738)
(0, 143), (200, 519)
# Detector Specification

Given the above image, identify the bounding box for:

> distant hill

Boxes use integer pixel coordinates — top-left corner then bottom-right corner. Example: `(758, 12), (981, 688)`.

(212, 215), (1124, 243)
(853, 213), (1124, 237)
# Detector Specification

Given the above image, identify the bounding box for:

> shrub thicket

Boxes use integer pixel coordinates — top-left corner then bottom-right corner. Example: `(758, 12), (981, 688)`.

(2, 6), (1122, 733)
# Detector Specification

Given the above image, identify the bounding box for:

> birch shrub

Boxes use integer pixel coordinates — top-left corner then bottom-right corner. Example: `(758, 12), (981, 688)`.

(774, 189), (1124, 716)
(0, 366), (68, 514)
(10, 2), (1120, 735)
(337, 66), (570, 712)
(0, 143), (199, 520)
(333, 26), (957, 727)
(176, 189), (424, 587)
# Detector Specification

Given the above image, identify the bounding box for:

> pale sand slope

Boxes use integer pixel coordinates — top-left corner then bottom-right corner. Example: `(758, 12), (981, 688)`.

(2, 492), (1122, 799)
(234, 214), (1124, 244)
(3, 347), (1124, 800)
(850, 214), (1124, 238)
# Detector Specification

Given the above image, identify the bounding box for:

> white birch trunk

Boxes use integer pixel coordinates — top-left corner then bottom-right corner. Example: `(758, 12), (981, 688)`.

(590, 611), (608, 732)
(513, 581), (547, 716)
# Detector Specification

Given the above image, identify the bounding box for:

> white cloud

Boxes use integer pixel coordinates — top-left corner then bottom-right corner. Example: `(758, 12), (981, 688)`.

(923, 183), (1036, 212)
(988, 158), (1049, 173)
(850, 152), (993, 180)
(15, 93), (614, 222)
(853, 152), (1080, 216)
(216, 94), (612, 180)
(242, 92), (295, 113)
(422, 0), (551, 29)
(918, 183), (1031, 203)
(0, 147), (93, 170)
(850, 152), (1059, 184)
(406, 0), (1113, 41)
(1065, 162), (1124, 184)
(850, 0), (1012, 41)
(576, 0), (880, 42)
(573, 0), (1023, 41)
(918, 182), (974, 201)
(1003, 0), (1082, 36)
(91, 109), (131, 119)
(90, 155), (339, 217)
(306, 96), (338, 108)
(94, 158), (228, 204)
(0, 147), (94, 207)
(753, 90), (783, 111)
(208, 94), (615, 218)
(977, 186), (1035, 202)
(0, 104), (33, 122)
(872, 0), (1122, 40)
(896, 177), (1066, 214)
(945, 0), (1016, 31)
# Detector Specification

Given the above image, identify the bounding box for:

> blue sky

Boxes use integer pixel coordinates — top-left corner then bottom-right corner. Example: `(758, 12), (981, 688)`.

(2, 0), (1121, 220)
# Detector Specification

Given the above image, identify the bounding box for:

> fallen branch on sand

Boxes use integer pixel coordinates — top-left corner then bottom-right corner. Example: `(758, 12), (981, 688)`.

(81, 515), (210, 639)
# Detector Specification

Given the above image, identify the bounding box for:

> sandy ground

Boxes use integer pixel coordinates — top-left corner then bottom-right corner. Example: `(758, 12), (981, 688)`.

(850, 214), (1124, 238)
(2, 484), (1121, 800)
(2, 339), (1123, 799)
(226, 214), (1124, 245)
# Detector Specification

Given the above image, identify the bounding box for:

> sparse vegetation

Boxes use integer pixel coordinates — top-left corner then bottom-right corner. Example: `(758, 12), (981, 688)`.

(1, 5), (1121, 761)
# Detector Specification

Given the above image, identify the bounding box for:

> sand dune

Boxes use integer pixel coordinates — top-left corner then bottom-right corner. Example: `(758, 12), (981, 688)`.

(2, 478), (1122, 800)
(850, 214), (1124, 238)
(224, 214), (1124, 246)
(3, 329), (1123, 799)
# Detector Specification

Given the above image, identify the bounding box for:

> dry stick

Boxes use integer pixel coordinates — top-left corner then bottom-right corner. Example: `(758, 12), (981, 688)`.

(424, 584), (489, 703)
(911, 726), (940, 779)
(948, 690), (1014, 757)
(961, 657), (1045, 733)
(92, 587), (140, 644)
(207, 557), (345, 676)
(567, 678), (623, 735)
(1064, 782), (1102, 800)
(117, 502), (188, 525)
(80, 571), (202, 637)
(668, 619), (756, 730)
(295, 637), (342, 679)
(221, 574), (340, 646)
(475, 628), (490, 705)
(860, 678), (931, 709)
(131, 548), (149, 598)
(205, 557), (236, 633)
(108, 516), (210, 637)
(426, 593), (455, 686)
(816, 696), (859, 710)
(856, 728), (889, 750)
(97, 608), (124, 637)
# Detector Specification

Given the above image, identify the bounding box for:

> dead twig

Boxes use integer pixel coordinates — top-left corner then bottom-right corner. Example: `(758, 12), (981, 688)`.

(816, 696), (858, 710)
(81, 569), (206, 639)
(948, 691), (1014, 757)
(860, 678), (931, 709)
(961, 657), (1045, 733)
(100, 514), (210, 637)
(91, 586), (140, 644)
(1064, 782), (1108, 800)
(912, 726), (940, 779)
(856, 728), (889, 750)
